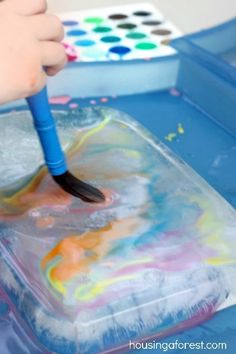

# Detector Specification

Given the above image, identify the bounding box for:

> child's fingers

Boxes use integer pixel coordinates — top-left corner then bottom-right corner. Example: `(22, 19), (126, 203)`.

(30, 14), (64, 42)
(25, 69), (47, 96)
(6, 0), (47, 15)
(40, 42), (67, 73)
(46, 56), (68, 76)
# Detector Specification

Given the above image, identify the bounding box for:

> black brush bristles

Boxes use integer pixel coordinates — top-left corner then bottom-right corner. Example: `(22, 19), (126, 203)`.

(53, 171), (105, 203)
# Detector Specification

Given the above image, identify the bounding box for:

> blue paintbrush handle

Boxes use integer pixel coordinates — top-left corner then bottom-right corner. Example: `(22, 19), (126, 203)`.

(27, 87), (67, 176)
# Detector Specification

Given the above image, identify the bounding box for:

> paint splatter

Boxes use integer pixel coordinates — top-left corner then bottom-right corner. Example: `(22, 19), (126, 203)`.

(63, 42), (78, 62)
(69, 103), (79, 109)
(165, 133), (177, 142)
(178, 123), (185, 134)
(49, 96), (71, 105)
(100, 98), (108, 103)
(169, 88), (181, 96)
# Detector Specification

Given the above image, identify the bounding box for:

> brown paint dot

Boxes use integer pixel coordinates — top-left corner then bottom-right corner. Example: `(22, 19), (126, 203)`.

(109, 14), (128, 20)
(152, 29), (172, 36)
(161, 38), (171, 46)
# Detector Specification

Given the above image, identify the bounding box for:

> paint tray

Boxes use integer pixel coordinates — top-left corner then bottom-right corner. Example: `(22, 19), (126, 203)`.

(0, 15), (236, 354)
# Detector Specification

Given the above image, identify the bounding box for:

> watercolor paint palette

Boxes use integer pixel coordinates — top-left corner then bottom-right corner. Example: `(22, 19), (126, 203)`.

(60, 3), (181, 62)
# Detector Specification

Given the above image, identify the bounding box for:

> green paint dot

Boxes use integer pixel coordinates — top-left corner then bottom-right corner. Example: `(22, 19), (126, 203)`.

(93, 26), (112, 33)
(136, 42), (157, 50)
(85, 17), (104, 25)
(126, 32), (147, 40)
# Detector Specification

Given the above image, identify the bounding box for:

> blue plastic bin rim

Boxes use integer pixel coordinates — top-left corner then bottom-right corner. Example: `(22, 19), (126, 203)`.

(171, 18), (236, 86)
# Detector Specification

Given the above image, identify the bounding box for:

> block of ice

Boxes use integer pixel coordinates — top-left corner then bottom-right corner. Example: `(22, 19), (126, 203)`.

(0, 107), (235, 353)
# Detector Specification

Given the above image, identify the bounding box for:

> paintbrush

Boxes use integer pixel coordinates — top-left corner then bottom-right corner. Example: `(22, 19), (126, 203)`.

(26, 87), (105, 203)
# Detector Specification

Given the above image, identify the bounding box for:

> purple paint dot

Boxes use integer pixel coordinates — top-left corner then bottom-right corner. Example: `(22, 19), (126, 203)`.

(63, 20), (79, 26)
(109, 46), (131, 56)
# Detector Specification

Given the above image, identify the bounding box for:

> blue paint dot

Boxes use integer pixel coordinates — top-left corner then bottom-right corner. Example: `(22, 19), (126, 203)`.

(67, 29), (87, 36)
(75, 40), (96, 47)
(63, 20), (79, 26)
(101, 36), (121, 43)
(0, 300), (10, 317)
(109, 46), (131, 56)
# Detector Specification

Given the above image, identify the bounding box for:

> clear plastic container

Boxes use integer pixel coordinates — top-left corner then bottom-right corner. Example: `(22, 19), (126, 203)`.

(0, 106), (236, 353)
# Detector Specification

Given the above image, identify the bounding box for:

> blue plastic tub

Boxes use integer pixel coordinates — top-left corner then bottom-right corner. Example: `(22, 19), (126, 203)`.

(0, 19), (235, 354)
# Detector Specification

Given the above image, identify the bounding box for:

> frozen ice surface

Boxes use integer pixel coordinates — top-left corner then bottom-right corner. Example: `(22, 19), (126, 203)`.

(0, 106), (235, 354)
(0, 110), (73, 188)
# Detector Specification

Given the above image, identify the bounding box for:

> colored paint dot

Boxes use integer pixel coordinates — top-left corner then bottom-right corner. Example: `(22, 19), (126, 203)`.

(136, 42), (157, 50)
(101, 35), (121, 43)
(109, 46), (131, 56)
(133, 11), (151, 16)
(152, 29), (172, 35)
(67, 29), (87, 36)
(161, 39), (171, 46)
(126, 32), (147, 40)
(63, 20), (79, 26)
(109, 14), (128, 20)
(75, 40), (95, 47)
(85, 17), (104, 25)
(90, 100), (97, 105)
(142, 20), (162, 26)
(93, 26), (112, 33)
(117, 23), (137, 30)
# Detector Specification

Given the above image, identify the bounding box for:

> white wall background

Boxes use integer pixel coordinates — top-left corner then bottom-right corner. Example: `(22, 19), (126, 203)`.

(48, 0), (236, 33)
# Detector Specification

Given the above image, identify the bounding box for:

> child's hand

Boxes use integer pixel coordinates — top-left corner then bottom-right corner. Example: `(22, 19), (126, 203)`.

(0, 0), (67, 104)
